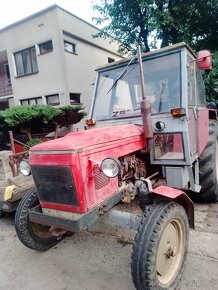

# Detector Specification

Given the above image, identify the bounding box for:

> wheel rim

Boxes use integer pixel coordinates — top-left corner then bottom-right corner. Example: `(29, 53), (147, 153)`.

(156, 218), (184, 285)
(31, 222), (53, 239)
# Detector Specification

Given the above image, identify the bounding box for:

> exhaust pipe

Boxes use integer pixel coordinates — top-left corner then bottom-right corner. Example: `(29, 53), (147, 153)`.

(141, 99), (153, 139)
(137, 46), (153, 140)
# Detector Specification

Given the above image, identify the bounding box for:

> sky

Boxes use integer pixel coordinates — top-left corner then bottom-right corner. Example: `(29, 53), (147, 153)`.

(0, 0), (102, 29)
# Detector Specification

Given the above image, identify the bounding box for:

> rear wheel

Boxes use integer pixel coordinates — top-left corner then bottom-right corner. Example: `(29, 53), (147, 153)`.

(131, 202), (189, 290)
(0, 210), (5, 218)
(193, 120), (218, 202)
(15, 188), (61, 251)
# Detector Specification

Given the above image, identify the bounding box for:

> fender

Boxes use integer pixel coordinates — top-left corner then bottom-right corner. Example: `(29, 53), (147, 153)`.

(152, 185), (194, 228)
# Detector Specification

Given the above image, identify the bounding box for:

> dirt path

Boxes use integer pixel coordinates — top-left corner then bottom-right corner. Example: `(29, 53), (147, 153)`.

(0, 203), (218, 290)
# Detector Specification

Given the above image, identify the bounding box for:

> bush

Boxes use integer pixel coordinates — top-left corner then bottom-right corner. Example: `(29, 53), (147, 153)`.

(1, 105), (60, 133)
(24, 138), (42, 151)
(54, 105), (87, 128)
(1, 104), (86, 134)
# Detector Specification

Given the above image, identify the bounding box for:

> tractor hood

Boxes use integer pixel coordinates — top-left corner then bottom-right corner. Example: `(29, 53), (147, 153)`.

(30, 124), (145, 153)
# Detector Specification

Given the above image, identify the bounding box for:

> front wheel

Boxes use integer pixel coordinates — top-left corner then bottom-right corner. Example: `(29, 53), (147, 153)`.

(15, 188), (61, 251)
(131, 202), (189, 290)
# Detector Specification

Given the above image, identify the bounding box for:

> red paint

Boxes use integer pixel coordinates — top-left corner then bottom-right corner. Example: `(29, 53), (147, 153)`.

(196, 50), (212, 70)
(172, 134), (183, 153)
(30, 124), (145, 152)
(152, 185), (194, 228)
(188, 108), (197, 155)
(152, 185), (188, 198)
(30, 124), (147, 213)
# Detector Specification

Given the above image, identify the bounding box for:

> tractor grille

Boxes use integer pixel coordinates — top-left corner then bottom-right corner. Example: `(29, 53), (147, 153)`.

(93, 165), (110, 190)
(31, 166), (79, 206)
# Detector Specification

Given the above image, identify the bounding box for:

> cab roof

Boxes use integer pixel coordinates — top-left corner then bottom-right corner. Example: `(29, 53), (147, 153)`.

(96, 42), (196, 71)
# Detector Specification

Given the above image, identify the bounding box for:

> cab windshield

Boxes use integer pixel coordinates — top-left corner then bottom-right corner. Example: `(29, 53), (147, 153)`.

(92, 52), (181, 119)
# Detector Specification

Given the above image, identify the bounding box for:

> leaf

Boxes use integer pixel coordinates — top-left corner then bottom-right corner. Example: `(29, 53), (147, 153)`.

(0, 104), (86, 134)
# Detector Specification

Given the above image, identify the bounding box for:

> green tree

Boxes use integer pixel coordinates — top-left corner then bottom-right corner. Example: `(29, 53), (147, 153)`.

(92, 0), (218, 52)
(155, 0), (218, 51)
(92, 0), (156, 53)
(204, 52), (218, 102)
(92, 0), (218, 102)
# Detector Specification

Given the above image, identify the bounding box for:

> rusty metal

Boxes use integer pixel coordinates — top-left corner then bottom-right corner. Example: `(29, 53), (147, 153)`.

(99, 204), (108, 216)
(121, 155), (147, 180)
(29, 191), (124, 231)
(141, 99), (153, 139)
(137, 46), (146, 100)
(29, 205), (100, 232)
(11, 151), (29, 157)
(122, 188), (132, 203)
(9, 155), (17, 177)
(141, 100), (153, 139)
(9, 152), (29, 177)
(49, 227), (68, 237)
(147, 171), (160, 180)
(164, 244), (177, 258)
(9, 131), (16, 155)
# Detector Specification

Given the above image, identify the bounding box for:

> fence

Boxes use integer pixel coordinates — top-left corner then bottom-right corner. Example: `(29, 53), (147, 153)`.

(8, 131), (56, 177)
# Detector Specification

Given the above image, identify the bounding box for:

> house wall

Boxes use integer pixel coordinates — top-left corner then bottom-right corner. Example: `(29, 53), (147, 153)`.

(56, 8), (121, 128)
(0, 5), (122, 130)
(0, 8), (66, 102)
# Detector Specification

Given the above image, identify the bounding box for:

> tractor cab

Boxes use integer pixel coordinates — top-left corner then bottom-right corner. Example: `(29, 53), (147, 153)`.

(88, 42), (214, 192)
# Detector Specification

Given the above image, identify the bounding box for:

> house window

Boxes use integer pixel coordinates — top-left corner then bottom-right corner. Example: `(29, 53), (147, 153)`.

(4, 64), (11, 83)
(108, 57), (115, 63)
(46, 94), (60, 106)
(69, 93), (81, 104)
(20, 97), (42, 105)
(64, 41), (76, 54)
(14, 46), (38, 77)
(39, 40), (53, 55)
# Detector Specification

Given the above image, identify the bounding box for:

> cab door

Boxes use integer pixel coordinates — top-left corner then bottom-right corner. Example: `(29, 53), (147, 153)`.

(187, 56), (209, 158)
(187, 56), (198, 158)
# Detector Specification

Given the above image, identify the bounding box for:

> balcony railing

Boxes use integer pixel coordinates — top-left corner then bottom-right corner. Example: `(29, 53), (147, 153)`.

(0, 79), (12, 97)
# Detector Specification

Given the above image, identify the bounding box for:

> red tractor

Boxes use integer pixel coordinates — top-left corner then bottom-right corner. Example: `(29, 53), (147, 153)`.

(15, 43), (217, 290)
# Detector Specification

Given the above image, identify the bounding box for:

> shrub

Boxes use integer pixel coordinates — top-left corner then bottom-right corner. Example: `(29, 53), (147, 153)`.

(55, 105), (87, 128)
(0, 104), (86, 135)
(24, 138), (42, 151)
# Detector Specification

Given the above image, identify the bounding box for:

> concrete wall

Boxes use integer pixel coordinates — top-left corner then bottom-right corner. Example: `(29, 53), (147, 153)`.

(0, 151), (13, 180)
(57, 8), (121, 128)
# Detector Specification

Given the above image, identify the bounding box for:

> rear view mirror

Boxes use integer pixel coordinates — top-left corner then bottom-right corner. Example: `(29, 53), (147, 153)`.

(196, 50), (212, 70)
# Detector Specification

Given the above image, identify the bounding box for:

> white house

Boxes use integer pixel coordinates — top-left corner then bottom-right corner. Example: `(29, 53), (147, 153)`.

(0, 5), (122, 129)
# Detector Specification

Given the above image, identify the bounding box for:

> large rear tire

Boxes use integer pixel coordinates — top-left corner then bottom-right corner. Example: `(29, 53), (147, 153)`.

(15, 188), (61, 251)
(131, 202), (189, 290)
(193, 120), (218, 202)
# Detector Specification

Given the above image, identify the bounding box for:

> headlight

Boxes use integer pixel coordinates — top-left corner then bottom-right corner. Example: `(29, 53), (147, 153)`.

(19, 160), (31, 176)
(101, 157), (122, 178)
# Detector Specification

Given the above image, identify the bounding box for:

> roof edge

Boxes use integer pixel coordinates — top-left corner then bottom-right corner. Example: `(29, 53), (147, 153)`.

(0, 4), (101, 33)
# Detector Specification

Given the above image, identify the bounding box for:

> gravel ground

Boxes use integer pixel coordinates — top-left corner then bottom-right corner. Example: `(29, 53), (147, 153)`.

(0, 202), (218, 290)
